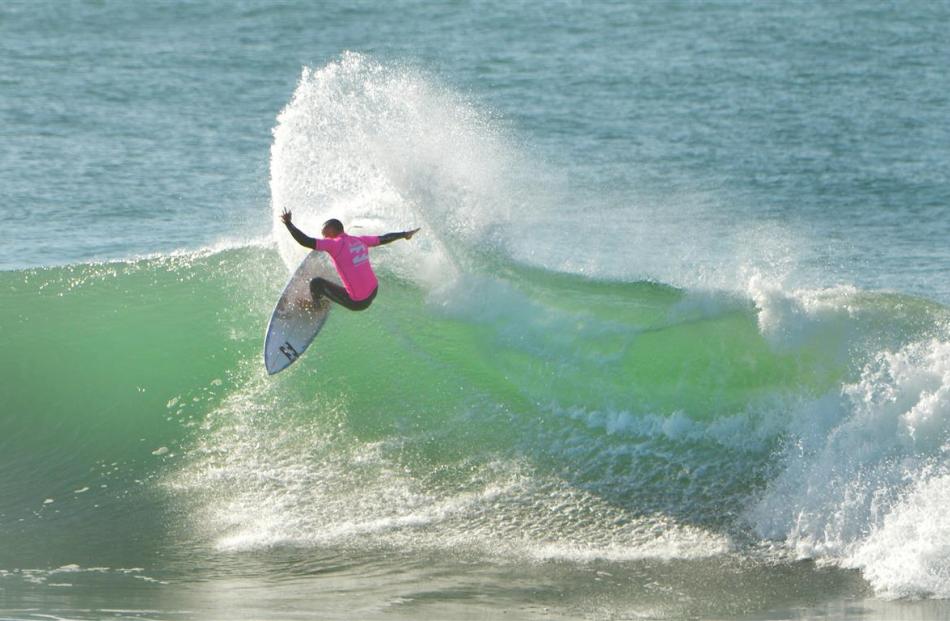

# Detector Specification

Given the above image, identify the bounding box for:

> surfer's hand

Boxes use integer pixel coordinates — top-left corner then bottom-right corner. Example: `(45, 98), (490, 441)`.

(280, 209), (293, 226)
(404, 228), (421, 240)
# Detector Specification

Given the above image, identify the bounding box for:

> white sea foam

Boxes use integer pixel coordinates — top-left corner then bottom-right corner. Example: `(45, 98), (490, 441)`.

(849, 472), (950, 598)
(747, 336), (950, 598)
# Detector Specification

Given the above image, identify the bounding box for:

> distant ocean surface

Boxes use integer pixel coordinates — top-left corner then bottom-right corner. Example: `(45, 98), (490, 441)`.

(2, 2), (949, 620)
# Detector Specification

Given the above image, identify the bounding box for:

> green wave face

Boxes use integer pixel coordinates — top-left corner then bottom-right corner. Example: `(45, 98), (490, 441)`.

(6, 245), (944, 569)
(0, 249), (270, 566)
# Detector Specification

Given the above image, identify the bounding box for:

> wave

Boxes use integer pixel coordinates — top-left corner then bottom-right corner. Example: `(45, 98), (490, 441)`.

(3, 53), (949, 600)
(3, 241), (948, 599)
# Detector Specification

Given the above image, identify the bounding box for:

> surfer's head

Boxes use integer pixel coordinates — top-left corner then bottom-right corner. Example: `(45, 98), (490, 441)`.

(322, 219), (344, 238)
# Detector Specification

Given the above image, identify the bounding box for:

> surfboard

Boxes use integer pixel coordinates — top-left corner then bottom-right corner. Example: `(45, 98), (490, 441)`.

(264, 251), (333, 375)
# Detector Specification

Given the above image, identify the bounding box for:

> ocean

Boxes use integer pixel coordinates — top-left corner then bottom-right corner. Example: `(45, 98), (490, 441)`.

(2, 1), (949, 619)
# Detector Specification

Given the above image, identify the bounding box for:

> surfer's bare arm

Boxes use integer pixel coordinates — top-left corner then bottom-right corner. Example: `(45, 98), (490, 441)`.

(281, 210), (317, 249)
(377, 228), (421, 245)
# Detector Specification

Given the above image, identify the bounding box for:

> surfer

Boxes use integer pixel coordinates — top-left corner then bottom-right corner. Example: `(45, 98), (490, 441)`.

(280, 209), (420, 311)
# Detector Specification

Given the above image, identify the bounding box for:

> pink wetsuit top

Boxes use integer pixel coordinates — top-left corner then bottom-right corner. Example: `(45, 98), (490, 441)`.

(314, 234), (380, 301)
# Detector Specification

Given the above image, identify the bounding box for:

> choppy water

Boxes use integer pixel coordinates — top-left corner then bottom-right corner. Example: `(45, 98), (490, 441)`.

(2, 2), (949, 620)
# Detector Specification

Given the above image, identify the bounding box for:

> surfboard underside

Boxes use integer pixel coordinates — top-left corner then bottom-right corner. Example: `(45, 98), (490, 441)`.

(264, 252), (333, 375)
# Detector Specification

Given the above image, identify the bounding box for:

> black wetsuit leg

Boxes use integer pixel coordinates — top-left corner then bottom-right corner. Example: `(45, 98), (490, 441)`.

(310, 278), (377, 311)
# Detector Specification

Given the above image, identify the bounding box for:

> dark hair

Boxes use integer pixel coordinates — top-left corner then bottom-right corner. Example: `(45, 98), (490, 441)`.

(323, 218), (344, 233)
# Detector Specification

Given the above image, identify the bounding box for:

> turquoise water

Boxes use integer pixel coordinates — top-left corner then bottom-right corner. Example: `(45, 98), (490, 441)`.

(2, 2), (950, 619)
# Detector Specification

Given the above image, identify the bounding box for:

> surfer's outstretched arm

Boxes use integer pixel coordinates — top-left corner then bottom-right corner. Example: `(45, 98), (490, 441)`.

(281, 210), (317, 249)
(377, 228), (421, 245)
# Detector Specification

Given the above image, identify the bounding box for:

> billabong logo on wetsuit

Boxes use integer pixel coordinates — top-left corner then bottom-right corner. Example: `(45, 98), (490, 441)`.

(349, 242), (369, 265)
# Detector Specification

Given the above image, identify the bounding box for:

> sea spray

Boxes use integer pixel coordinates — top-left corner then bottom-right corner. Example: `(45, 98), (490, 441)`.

(269, 52), (547, 289)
